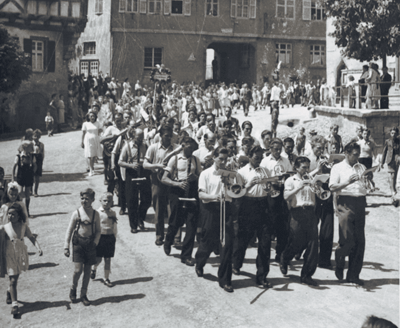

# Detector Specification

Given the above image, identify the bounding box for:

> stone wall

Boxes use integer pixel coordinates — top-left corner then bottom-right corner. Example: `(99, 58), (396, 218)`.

(315, 106), (400, 152)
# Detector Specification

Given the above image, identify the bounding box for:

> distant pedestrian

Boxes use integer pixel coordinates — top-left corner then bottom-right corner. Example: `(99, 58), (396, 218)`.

(1, 202), (42, 316)
(81, 111), (103, 176)
(45, 112), (54, 137)
(64, 188), (101, 306)
(32, 130), (44, 197)
(380, 66), (392, 109)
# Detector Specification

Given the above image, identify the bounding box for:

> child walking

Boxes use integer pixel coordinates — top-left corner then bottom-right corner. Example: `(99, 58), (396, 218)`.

(90, 192), (118, 287)
(45, 112), (54, 137)
(1, 202), (42, 316)
(64, 188), (101, 306)
(1, 182), (29, 226)
(32, 129), (45, 197)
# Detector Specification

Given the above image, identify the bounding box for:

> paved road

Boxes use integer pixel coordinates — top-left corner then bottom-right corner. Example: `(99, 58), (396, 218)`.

(0, 107), (398, 327)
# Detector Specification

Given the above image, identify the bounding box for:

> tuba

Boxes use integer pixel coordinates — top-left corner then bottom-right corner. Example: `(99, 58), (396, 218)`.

(302, 173), (331, 201)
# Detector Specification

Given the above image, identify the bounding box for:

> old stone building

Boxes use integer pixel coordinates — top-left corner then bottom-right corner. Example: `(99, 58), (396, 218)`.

(0, 0), (88, 133)
(71, 0), (326, 86)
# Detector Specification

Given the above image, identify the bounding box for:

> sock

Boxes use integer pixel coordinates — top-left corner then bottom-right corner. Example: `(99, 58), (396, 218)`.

(104, 270), (110, 280)
(12, 301), (18, 307)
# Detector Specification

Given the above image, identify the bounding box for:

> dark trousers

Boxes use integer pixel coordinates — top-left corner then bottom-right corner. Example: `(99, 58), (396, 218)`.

(335, 196), (366, 280)
(115, 164), (126, 211)
(282, 207), (319, 279)
(125, 168), (152, 230)
(165, 184), (199, 260)
(316, 197), (334, 266)
(241, 100), (250, 115)
(151, 178), (169, 240)
(267, 193), (289, 257)
(195, 202), (233, 286)
(233, 197), (272, 281)
(380, 89), (389, 109)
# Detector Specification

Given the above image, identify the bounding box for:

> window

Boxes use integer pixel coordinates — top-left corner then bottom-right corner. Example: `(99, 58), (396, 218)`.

(276, 43), (291, 64)
(169, 0), (191, 15)
(144, 48), (162, 68)
(32, 40), (44, 72)
(310, 45), (325, 65)
(240, 44), (250, 68)
(84, 42), (96, 55)
(80, 60), (99, 77)
(276, 0), (294, 19)
(171, 0), (182, 14)
(206, 0), (218, 16)
(311, 1), (325, 20)
(120, 0), (139, 12)
(231, 0), (256, 19)
(149, 0), (162, 13)
(95, 0), (103, 14)
(119, 0), (126, 11)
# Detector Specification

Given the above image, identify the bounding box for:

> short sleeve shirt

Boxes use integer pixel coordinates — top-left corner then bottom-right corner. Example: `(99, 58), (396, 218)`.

(329, 160), (367, 197)
(237, 164), (271, 197)
(285, 175), (315, 208)
(260, 154), (291, 176)
(165, 154), (202, 181)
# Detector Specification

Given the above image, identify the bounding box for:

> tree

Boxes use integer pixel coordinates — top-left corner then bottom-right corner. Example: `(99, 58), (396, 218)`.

(324, 0), (400, 66)
(0, 25), (31, 94)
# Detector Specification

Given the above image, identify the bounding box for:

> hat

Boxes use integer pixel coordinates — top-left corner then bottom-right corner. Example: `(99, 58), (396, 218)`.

(309, 129), (317, 135)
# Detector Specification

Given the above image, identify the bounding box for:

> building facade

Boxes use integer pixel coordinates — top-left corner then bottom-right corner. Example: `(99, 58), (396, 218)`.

(0, 0), (88, 133)
(72, 0), (326, 86)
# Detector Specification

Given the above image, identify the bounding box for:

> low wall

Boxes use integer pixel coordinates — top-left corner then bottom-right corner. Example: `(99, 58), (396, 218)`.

(314, 106), (400, 152)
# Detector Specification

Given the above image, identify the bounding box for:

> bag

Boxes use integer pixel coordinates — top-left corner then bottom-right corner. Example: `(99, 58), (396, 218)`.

(72, 209), (95, 247)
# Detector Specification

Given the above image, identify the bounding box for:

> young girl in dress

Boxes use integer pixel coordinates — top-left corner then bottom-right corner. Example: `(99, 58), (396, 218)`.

(1, 182), (29, 226)
(32, 130), (45, 197)
(90, 192), (117, 287)
(1, 202), (42, 316)
(45, 112), (54, 137)
(64, 188), (101, 306)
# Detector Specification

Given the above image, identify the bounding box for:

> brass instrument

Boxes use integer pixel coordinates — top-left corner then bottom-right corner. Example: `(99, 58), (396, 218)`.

(157, 145), (183, 182)
(353, 163), (377, 192)
(302, 173), (331, 201)
(255, 167), (281, 198)
(100, 128), (128, 157)
(319, 154), (345, 169)
(178, 156), (197, 209)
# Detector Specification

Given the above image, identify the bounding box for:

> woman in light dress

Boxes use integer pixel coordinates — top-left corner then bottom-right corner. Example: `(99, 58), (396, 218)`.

(82, 112), (103, 176)
(366, 63), (381, 109)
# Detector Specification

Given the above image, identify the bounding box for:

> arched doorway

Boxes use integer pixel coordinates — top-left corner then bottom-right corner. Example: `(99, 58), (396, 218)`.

(16, 93), (48, 131)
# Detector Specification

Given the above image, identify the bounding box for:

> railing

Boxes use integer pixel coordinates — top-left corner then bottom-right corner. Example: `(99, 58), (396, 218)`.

(332, 81), (400, 109)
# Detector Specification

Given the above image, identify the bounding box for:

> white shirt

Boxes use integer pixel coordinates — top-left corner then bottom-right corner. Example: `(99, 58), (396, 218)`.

(165, 154), (201, 181)
(193, 147), (213, 166)
(260, 154), (291, 177)
(196, 125), (215, 148)
(270, 86), (281, 101)
(285, 174), (316, 208)
(238, 164), (271, 198)
(198, 165), (243, 203)
(329, 160), (367, 197)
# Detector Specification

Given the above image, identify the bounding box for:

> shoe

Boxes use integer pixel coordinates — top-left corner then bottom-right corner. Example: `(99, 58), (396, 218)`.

(138, 221), (145, 230)
(256, 278), (273, 289)
(219, 284), (234, 293)
(335, 267), (344, 281)
(6, 291), (11, 304)
(279, 261), (288, 275)
(33, 193), (38, 197)
(119, 209), (125, 215)
(90, 270), (96, 280)
(346, 278), (364, 286)
(86, 168), (90, 173)
(181, 258), (195, 266)
(174, 241), (183, 248)
(155, 239), (164, 246)
(69, 288), (77, 303)
(195, 266), (203, 277)
(81, 295), (91, 306)
(104, 279), (113, 287)
(11, 305), (19, 315)
(163, 243), (171, 256)
(301, 276), (318, 286)
(131, 229), (138, 234)
(88, 171), (94, 177)
(232, 268), (241, 275)
(318, 263), (333, 270)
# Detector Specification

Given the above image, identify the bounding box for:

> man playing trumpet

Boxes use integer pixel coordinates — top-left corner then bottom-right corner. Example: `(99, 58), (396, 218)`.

(161, 137), (202, 266)
(195, 147), (244, 293)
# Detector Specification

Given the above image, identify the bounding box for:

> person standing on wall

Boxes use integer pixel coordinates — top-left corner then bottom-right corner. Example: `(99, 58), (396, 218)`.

(380, 66), (392, 109)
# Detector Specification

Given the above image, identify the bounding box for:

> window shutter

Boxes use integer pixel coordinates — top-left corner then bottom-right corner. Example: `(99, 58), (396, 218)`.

(184, 0), (191, 16)
(119, 0), (125, 12)
(231, 0), (236, 18)
(302, 0), (311, 20)
(250, 0), (256, 18)
(23, 38), (32, 67)
(140, 0), (146, 13)
(47, 41), (56, 72)
(99, 0), (103, 13)
(164, 0), (170, 14)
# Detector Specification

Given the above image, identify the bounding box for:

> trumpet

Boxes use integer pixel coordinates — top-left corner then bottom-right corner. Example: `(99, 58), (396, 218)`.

(255, 167), (280, 198)
(302, 173), (331, 201)
(319, 156), (333, 169)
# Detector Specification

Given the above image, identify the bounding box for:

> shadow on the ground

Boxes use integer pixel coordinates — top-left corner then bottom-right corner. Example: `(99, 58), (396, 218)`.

(18, 300), (71, 316)
(363, 261), (398, 273)
(111, 276), (153, 286)
(91, 293), (145, 306)
(203, 273), (219, 282)
(37, 193), (71, 198)
(361, 278), (399, 292)
(29, 262), (59, 270)
(366, 203), (394, 208)
(31, 212), (68, 218)
(40, 172), (87, 183)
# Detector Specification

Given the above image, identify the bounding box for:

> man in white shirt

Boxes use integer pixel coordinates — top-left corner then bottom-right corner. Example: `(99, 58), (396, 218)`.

(270, 82), (281, 114)
(280, 156), (319, 286)
(260, 139), (291, 261)
(196, 113), (217, 148)
(195, 147), (243, 293)
(329, 142), (367, 286)
(193, 132), (216, 169)
(233, 145), (273, 288)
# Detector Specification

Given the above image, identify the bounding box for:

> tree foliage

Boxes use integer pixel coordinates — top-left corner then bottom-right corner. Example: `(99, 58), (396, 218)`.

(324, 0), (400, 62)
(0, 25), (31, 94)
